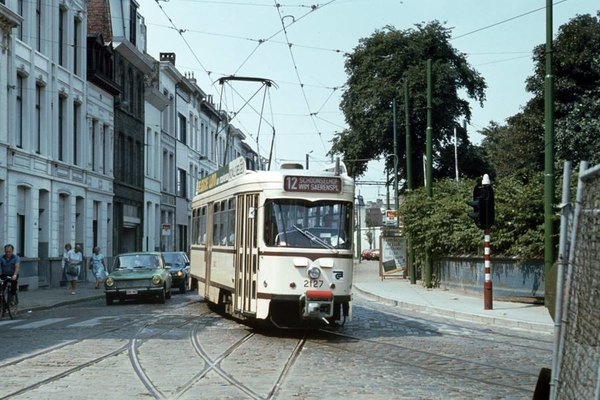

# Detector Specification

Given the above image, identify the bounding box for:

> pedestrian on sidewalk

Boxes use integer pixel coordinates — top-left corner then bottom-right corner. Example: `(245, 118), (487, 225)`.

(62, 243), (72, 289)
(66, 245), (83, 295)
(88, 246), (106, 289)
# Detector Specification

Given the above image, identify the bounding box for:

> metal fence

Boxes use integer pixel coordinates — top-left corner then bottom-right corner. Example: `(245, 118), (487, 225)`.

(553, 162), (600, 399)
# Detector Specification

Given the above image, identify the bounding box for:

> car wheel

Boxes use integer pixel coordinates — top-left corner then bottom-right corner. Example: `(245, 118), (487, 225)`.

(166, 286), (172, 299)
(158, 288), (166, 304)
(180, 280), (187, 294)
(106, 296), (113, 306)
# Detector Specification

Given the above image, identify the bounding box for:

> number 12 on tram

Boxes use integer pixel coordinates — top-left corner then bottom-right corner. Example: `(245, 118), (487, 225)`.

(190, 158), (355, 328)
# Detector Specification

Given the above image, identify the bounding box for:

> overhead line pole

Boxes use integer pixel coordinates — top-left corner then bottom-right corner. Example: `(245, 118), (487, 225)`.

(405, 76), (416, 285)
(424, 59), (433, 288)
(544, 0), (556, 304)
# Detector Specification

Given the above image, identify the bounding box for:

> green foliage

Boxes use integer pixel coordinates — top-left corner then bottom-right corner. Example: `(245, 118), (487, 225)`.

(399, 174), (549, 262)
(481, 12), (600, 174)
(331, 22), (487, 182)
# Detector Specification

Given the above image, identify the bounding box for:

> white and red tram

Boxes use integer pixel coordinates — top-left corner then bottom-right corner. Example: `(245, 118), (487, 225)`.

(189, 157), (355, 327)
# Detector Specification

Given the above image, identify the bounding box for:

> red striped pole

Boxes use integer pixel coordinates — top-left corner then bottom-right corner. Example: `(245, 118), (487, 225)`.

(484, 229), (493, 310)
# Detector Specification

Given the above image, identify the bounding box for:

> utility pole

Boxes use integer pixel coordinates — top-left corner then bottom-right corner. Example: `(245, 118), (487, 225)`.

(424, 59), (433, 288)
(392, 97), (398, 225)
(405, 76), (416, 284)
(544, 0), (555, 300)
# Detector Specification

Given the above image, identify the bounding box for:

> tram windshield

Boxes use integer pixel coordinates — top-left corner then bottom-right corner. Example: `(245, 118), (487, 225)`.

(264, 199), (353, 249)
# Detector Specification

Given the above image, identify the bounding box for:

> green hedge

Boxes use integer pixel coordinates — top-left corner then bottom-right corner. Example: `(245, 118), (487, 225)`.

(398, 171), (551, 262)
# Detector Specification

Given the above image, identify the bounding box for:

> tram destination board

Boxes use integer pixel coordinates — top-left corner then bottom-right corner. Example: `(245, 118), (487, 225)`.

(284, 176), (342, 193)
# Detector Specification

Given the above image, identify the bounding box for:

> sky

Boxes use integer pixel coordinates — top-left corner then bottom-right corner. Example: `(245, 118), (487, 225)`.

(140, 0), (598, 203)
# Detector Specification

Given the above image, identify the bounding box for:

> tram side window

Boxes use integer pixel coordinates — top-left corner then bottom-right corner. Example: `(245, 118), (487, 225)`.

(226, 198), (235, 246)
(192, 207), (199, 245)
(213, 202), (222, 245)
(198, 206), (207, 245)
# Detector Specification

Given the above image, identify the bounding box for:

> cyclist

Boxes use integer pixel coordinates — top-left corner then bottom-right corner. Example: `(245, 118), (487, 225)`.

(0, 244), (20, 302)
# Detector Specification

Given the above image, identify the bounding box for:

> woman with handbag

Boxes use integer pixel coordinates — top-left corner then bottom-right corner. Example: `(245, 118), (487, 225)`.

(66, 245), (83, 295)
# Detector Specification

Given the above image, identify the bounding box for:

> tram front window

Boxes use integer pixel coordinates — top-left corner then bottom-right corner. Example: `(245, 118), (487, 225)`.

(264, 199), (352, 249)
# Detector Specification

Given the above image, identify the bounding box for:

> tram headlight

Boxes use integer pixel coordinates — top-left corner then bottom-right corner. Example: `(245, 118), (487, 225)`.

(307, 266), (321, 279)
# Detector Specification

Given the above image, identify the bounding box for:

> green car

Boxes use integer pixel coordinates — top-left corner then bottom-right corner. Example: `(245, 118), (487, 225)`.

(104, 252), (173, 305)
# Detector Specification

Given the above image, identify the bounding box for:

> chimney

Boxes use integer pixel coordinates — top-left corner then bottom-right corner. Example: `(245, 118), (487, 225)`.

(160, 52), (176, 65)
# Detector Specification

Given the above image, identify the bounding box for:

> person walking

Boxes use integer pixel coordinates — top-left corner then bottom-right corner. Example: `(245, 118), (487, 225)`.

(66, 245), (83, 295)
(0, 244), (20, 300)
(62, 243), (72, 290)
(88, 247), (106, 289)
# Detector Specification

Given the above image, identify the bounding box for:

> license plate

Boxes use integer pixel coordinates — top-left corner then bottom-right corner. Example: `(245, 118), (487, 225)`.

(126, 290), (138, 295)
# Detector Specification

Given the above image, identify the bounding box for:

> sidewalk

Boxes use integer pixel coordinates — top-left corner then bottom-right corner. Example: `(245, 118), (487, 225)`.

(13, 262), (555, 333)
(353, 260), (555, 333)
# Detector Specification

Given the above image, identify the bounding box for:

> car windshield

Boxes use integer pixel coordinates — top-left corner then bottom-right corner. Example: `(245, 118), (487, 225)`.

(163, 253), (183, 265)
(263, 199), (352, 250)
(115, 254), (160, 269)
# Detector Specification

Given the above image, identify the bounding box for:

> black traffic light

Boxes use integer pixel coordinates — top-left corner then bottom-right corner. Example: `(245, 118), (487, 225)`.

(467, 175), (495, 230)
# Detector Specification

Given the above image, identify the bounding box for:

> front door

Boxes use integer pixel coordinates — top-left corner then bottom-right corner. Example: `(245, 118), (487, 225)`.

(235, 193), (259, 316)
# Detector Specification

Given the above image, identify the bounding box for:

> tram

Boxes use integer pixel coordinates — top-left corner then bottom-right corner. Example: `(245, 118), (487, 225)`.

(189, 157), (355, 327)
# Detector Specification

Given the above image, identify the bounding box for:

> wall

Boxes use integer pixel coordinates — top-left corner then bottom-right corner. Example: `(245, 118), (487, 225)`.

(437, 256), (545, 299)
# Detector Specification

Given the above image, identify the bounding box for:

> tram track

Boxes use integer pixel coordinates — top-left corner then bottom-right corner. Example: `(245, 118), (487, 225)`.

(313, 328), (546, 395)
(0, 305), (212, 400)
(356, 300), (554, 352)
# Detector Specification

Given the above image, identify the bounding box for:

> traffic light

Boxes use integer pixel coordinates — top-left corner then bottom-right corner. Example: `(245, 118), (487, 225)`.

(467, 175), (495, 230)
(467, 186), (483, 228)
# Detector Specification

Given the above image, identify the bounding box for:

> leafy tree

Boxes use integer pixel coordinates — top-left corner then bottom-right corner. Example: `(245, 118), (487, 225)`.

(482, 12), (600, 170)
(330, 22), (487, 184)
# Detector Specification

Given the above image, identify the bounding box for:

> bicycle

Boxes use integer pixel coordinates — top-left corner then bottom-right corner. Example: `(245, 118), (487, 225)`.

(0, 277), (18, 319)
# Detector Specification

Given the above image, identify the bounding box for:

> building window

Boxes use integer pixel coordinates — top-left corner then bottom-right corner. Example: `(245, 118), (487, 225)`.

(36, 0), (42, 52)
(91, 119), (98, 170)
(73, 102), (80, 165)
(129, 2), (137, 46)
(17, 0), (23, 40)
(35, 85), (42, 153)
(16, 76), (23, 148)
(177, 169), (187, 198)
(74, 17), (80, 75)
(59, 7), (65, 66)
(58, 96), (64, 161)
(178, 114), (187, 144)
(102, 124), (108, 174)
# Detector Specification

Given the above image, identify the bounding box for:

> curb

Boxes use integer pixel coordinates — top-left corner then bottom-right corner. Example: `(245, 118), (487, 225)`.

(21, 294), (105, 313)
(353, 284), (554, 334)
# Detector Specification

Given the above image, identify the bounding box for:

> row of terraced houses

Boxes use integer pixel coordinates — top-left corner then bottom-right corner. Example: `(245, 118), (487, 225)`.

(0, 0), (262, 290)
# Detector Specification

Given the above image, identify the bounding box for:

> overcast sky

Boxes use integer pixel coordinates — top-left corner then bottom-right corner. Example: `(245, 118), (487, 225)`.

(140, 0), (598, 202)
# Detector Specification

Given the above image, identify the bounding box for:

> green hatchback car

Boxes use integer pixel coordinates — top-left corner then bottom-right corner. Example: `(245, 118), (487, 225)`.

(104, 252), (173, 305)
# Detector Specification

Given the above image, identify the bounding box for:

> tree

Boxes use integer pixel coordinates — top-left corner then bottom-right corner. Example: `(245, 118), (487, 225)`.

(330, 22), (487, 184)
(494, 12), (600, 168)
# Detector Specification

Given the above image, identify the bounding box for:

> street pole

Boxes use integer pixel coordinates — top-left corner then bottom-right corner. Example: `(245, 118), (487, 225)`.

(392, 97), (398, 224)
(405, 76), (416, 284)
(484, 229), (493, 309)
(425, 59), (433, 288)
(544, 0), (556, 303)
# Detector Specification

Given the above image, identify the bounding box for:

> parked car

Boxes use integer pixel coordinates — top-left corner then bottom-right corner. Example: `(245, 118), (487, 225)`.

(104, 252), (172, 305)
(162, 251), (190, 294)
(361, 249), (380, 261)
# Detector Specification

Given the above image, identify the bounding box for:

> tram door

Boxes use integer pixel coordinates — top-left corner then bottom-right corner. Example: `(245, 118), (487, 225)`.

(235, 193), (259, 316)
(204, 202), (214, 301)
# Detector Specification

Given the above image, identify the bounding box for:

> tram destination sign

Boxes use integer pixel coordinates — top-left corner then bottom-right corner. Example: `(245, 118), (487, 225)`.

(284, 176), (342, 193)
